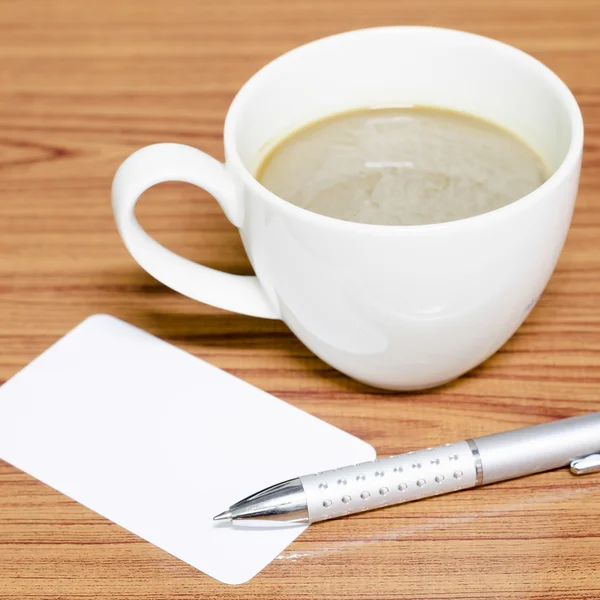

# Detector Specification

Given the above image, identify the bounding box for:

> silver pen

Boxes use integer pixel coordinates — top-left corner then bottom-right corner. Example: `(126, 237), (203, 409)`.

(214, 412), (600, 525)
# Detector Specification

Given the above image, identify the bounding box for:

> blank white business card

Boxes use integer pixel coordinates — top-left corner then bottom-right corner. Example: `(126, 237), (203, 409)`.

(0, 315), (375, 584)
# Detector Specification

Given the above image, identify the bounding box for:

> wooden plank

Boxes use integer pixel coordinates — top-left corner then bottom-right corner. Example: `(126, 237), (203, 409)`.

(0, 0), (599, 597)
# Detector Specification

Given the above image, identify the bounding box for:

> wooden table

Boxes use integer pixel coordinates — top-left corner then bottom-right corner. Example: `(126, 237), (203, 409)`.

(1, 0), (599, 598)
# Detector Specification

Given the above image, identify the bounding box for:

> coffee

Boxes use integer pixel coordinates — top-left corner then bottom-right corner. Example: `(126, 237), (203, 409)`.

(256, 107), (548, 226)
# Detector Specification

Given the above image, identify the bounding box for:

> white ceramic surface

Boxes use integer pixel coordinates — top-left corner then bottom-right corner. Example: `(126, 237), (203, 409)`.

(111, 27), (583, 390)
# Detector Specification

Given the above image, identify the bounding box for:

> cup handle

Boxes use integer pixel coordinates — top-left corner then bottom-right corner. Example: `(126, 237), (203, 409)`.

(111, 143), (280, 319)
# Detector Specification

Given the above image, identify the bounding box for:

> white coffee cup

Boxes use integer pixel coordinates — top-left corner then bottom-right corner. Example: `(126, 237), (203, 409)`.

(112, 27), (583, 390)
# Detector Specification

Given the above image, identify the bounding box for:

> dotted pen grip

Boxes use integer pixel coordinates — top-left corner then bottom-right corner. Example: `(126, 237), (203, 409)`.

(300, 440), (477, 522)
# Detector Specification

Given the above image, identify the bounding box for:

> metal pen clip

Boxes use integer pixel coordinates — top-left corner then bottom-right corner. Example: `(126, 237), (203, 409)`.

(570, 454), (600, 475)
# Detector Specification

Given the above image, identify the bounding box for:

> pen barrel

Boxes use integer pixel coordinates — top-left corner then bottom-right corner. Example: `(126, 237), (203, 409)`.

(300, 440), (477, 523)
(474, 412), (600, 484)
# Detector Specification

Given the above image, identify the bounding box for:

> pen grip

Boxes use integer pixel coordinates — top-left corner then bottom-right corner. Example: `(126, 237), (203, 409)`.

(300, 440), (477, 523)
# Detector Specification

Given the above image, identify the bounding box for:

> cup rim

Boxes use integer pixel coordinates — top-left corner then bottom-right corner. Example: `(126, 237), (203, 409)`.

(224, 26), (584, 233)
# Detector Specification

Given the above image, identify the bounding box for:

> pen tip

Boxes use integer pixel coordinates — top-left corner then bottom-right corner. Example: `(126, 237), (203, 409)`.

(213, 510), (232, 522)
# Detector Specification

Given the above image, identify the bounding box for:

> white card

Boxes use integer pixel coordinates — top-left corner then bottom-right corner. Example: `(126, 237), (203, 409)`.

(0, 315), (375, 584)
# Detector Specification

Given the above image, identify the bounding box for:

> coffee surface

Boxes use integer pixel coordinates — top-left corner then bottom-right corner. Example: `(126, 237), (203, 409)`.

(256, 107), (548, 226)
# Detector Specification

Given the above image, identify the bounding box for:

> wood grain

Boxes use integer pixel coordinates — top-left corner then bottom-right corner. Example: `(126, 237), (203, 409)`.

(1, 0), (600, 598)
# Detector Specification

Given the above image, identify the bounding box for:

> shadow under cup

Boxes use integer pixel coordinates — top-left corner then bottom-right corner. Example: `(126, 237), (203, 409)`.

(224, 28), (583, 390)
